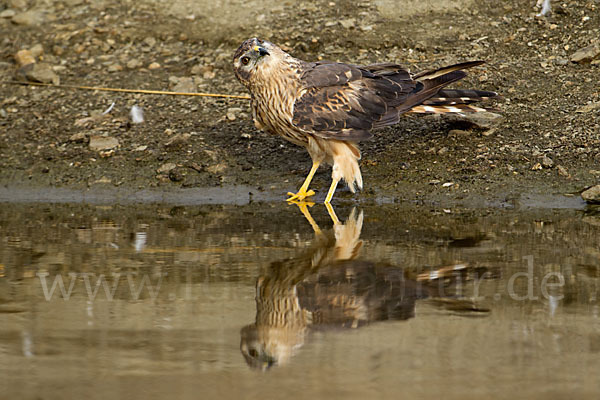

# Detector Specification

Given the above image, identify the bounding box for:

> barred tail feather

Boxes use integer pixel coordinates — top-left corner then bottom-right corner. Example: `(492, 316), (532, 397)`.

(408, 103), (494, 114)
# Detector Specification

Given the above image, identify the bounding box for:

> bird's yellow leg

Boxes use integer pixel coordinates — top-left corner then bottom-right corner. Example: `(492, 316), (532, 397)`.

(286, 161), (319, 201)
(323, 177), (340, 205)
(287, 200), (321, 235)
(324, 202), (341, 226)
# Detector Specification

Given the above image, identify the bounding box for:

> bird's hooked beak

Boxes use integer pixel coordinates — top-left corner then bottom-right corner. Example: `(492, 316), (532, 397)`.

(253, 45), (270, 57)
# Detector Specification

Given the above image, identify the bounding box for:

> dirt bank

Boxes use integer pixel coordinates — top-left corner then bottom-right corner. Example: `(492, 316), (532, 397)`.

(1, 0), (599, 205)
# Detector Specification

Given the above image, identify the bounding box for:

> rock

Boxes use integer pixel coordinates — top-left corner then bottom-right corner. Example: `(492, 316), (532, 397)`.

(69, 132), (88, 143)
(575, 102), (600, 113)
(170, 77), (196, 93)
(12, 10), (45, 26)
(553, 57), (569, 66)
(89, 136), (119, 151)
(133, 145), (148, 152)
(448, 129), (470, 136)
(126, 58), (142, 69)
(541, 155), (554, 168)
(0, 9), (16, 18)
(14, 49), (35, 67)
(168, 168), (185, 182)
(339, 18), (356, 29)
(29, 44), (44, 58)
(445, 112), (503, 130)
(25, 63), (59, 84)
(9, 0), (27, 8)
(148, 62), (161, 70)
(157, 163), (176, 174)
(206, 163), (227, 174)
(570, 44), (600, 64)
(581, 185), (600, 204)
(557, 165), (570, 177)
(107, 63), (123, 72)
(165, 133), (191, 147)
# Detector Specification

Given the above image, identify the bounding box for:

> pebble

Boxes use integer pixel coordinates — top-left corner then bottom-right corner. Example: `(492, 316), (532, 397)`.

(541, 155), (554, 168)
(12, 10), (45, 26)
(581, 185), (600, 204)
(445, 112), (503, 130)
(69, 132), (88, 143)
(575, 102), (600, 113)
(14, 49), (35, 67)
(148, 62), (161, 70)
(0, 9), (16, 18)
(165, 133), (191, 147)
(107, 63), (123, 72)
(170, 76), (196, 93)
(89, 136), (119, 151)
(126, 58), (142, 69)
(29, 44), (44, 58)
(570, 44), (600, 64)
(25, 63), (60, 85)
(339, 18), (356, 29)
(157, 163), (176, 174)
(557, 165), (569, 177)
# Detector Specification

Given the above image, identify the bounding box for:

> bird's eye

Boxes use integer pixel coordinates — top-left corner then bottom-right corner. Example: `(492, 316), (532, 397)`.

(241, 56), (250, 66)
(248, 348), (259, 358)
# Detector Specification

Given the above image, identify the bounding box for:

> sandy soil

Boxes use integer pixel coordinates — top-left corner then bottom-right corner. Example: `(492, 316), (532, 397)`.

(0, 0), (599, 205)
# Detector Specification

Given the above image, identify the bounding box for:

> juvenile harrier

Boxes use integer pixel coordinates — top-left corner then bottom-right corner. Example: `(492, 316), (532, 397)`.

(233, 38), (498, 203)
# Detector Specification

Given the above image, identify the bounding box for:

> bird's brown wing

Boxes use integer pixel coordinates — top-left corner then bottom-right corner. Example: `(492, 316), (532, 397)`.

(292, 62), (416, 141)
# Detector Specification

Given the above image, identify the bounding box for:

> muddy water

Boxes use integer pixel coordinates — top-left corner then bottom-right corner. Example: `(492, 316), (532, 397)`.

(1, 200), (600, 399)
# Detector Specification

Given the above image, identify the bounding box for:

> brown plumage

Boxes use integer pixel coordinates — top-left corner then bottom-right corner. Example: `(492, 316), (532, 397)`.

(233, 38), (498, 203)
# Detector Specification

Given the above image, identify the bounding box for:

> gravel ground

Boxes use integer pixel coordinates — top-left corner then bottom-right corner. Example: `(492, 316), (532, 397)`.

(1, 0), (599, 205)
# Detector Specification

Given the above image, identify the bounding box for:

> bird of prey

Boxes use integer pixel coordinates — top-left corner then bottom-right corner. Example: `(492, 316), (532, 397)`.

(233, 38), (498, 203)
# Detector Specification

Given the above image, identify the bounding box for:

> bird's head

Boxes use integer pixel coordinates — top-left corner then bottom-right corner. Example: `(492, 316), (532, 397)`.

(232, 38), (287, 87)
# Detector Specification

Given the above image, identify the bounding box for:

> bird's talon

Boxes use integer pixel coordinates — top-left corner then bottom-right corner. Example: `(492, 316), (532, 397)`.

(286, 189), (315, 202)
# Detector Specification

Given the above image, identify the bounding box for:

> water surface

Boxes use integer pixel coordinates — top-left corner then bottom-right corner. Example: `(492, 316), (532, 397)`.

(1, 201), (599, 399)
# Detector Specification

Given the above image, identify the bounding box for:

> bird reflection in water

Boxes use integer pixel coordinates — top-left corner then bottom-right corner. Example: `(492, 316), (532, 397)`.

(240, 202), (491, 370)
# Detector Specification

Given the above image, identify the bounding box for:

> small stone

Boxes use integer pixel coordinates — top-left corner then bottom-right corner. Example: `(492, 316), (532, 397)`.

(448, 129), (470, 136)
(126, 58), (142, 69)
(168, 168), (184, 182)
(165, 133), (191, 147)
(14, 49), (35, 68)
(107, 63), (123, 72)
(69, 132), (88, 143)
(12, 10), (45, 26)
(171, 77), (196, 93)
(0, 9), (16, 18)
(29, 44), (44, 59)
(557, 165), (570, 177)
(553, 57), (569, 66)
(157, 163), (177, 174)
(339, 18), (356, 29)
(442, 182), (454, 187)
(133, 145), (148, 151)
(445, 112), (503, 130)
(25, 63), (60, 85)
(570, 44), (600, 64)
(226, 112), (236, 121)
(92, 176), (112, 185)
(206, 163), (227, 174)
(541, 155), (554, 168)
(531, 162), (543, 171)
(575, 102), (600, 113)
(89, 136), (119, 151)
(148, 62), (161, 70)
(581, 185), (600, 204)
(143, 37), (157, 47)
